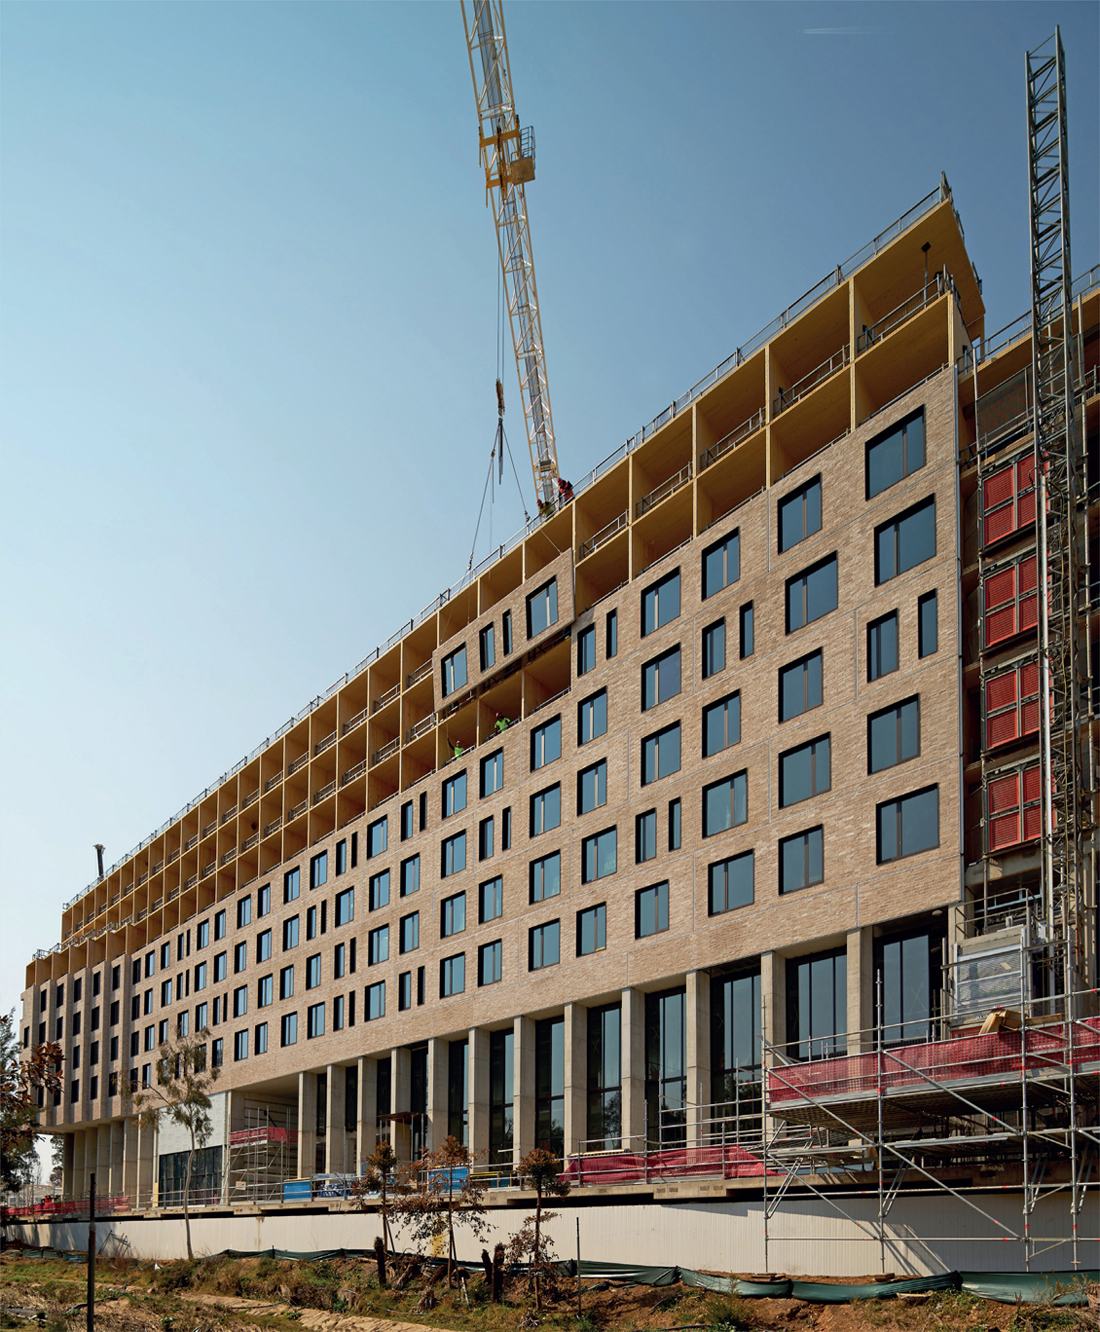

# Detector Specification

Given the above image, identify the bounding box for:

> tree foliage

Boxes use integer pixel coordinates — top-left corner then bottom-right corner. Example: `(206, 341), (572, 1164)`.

(1, 1011), (63, 1193)
(508, 1148), (570, 1310)
(391, 1136), (490, 1287)
(353, 1139), (409, 1262)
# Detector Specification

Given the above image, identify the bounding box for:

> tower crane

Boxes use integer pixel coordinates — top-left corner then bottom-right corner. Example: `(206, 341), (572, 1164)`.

(462, 0), (562, 516)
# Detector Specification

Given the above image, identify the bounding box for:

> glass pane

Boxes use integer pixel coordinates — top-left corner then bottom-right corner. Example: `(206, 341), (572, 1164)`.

(899, 502), (935, 574)
(806, 559), (837, 622)
(900, 788), (938, 855)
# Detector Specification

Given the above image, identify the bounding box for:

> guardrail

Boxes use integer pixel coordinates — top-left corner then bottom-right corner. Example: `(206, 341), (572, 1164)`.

(636, 463), (692, 518)
(773, 345), (850, 415)
(578, 510), (628, 560)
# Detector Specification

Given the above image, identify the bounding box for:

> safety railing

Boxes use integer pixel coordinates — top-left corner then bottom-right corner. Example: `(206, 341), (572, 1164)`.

(201, 821), (217, 839)
(341, 759), (367, 786)
(373, 683), (401, 712)
(856, 270), (954, 353)
(406, 714), (436, 743)
(407, 660), (433, 688)
(313, 731), (336, 757)
(372, 738), (400, 765)
(184, 833), (198, 851)
(635, 463), (692, 519)
(263, 817), (281, 837)
(287, 753), (309, 777)
(241, 788), (259, 809)
(312, 781), (336, 805)
(578, 510), (627, 561)
(221, 806), (236, 825)
(342, 706), (369, 735)
(220, 848), (236, 867)
(772, 345), (850, 415)
(699, 408), (765, 471)
(200, 863), (215, 880)
(263, 772), (283, 793)
(241, 833), (259, 853)
(287, 799), (308, 821)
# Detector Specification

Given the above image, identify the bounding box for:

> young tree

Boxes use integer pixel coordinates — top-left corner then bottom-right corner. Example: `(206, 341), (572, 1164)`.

(353, 1139), (405, 1269)
(127, 1029), (219, 1259)
(509, 1148), (570, 1310)
(391, 1136), (490, 1288)
(1, 1011), (63, 1194)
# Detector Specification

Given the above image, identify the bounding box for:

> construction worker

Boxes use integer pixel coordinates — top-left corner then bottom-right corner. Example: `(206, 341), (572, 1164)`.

(557, 477), (575, 503)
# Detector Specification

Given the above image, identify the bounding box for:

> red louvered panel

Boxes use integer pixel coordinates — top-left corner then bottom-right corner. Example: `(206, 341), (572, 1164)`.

(1022, 765), (1041, 803)
(988, 772), (1020, 813)
(1020, 661), (1039, 695)
(987, 709), (1019, 747)
(984, 465), (1015, 507)
(1023, 803), (1043, 840)
(985, 605), (1017, 647)
(1018, 554), (1038, 593)
(989, 811), (1022, 850)
(1019, 593), (1039, 632)
(985, 567), (1016, 609)
(1017, 489), (1036, 529)
(985, 507), (1014, 544)
(986, 672), (1018, 711)
(1019, 699), (1040, 737)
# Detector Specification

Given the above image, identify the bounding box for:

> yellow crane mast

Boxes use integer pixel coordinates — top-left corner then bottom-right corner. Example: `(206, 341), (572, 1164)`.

(462, 0), (561, 515)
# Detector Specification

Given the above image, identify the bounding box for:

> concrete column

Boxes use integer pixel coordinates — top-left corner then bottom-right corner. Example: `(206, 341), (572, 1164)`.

(96, 1125), (111, 1195)
(620, 988), (645, 1148)
(685, 971), (710, 1147)
(468, 1028), (489, 1162)
(760, 952), (787, 1061)
(136, 1119), (155, 1208)
(356, 1055), (376, 1168)
(297, 1071), (317, 1179)
(513, 1015), (535, 1166)
(427, 1038), (449, 1152)
(326, 1064), (347, 1173)
(72, 1131), (86, 1197)
(392, 1047), (411, 1161)
(847, 927), (874, 1053)
(62, 1133), (76, 1198)
(121, 1120), (139, 1203)
(563, 1002), (587, 1158)
(109, 1119), (125, 1196)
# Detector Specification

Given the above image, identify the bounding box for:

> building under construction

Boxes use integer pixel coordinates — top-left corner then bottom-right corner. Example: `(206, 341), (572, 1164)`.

(13, 25), (1099, 1275)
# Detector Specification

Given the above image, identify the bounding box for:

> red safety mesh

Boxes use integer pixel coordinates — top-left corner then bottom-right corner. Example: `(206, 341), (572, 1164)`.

(562, 1145), (778, 1185)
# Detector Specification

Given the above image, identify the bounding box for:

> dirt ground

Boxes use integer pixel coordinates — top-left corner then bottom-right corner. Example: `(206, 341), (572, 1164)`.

(0, 1242), (1094, 1332)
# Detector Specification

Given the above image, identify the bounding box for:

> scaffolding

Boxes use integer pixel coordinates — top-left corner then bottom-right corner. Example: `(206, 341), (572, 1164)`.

(225, 1103), (299, 1204)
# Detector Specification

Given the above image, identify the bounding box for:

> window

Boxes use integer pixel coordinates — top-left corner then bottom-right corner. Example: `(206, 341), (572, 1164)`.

(195, 962), (208, 991)
(777, 474), (822, 551)
(237, 897), (252, 929)
(779, 735), (831, 806)
(642, 646), (681, 709)
(577, 624), (596, 675)
(369, 870), (390, 911)
(531, 716), (561, 770)
(145, 951), (156, 976)
(502, 806), (512, 849)
(440, 954), (465, 998)
(257, 975), (273, 1007)
(233, 986), (247, 1018)
(702, 620), (726, 679)
(368, 926), (390, 965)
(309, 852), (328, 889)
(443, 770), (467, 817)
(212, 913), (226, 944)
(196, 920), (209, 949)
(366, 982), (386, 1021)
(399, 911), (419, 954)
(283, 869), (300, 904)
(234, 942), (247, 973)
(333, 943), (347, 979)
(876, 497), (936, 584)
(786, 554), (838, 632)
(280, 1014), (297, 1047)
(502, 610), (513, 655)
(530, 783), (561, 835)
(739, 602), (754, 658)
(702, 531), (739, 598)
(335, 839), (347, 875)
(636, 810), (657, 862)
(529, 852), (561, 903)
(877, 787), (939, 863)
(642, 569), (681, 635)
(257, 930), (272, 963)
(282, 917), (299, 950)
(401, 800), (413, 840)
(779, 650), (823, 722)
(234, 1030), (249, 1062)
(255, 1022), (268, 1054)
(401, 854), (420, 896)
(441, 645), (468, 697)
(478, 816), (495, 861)
(577, 904), (606, 956)
(196, 1000), (209, 1030)
(582, 828), (617, 883)
(635, 882), (669, 938)
(479, 876), (503, 922)
(435, 829), (467, 882)
(642, 723), (681, 784)
(578, 689), (608, 745)
(367, 815), (388, 857)
(478, 940), (503, 986)
(868, 696), (920, 773)
(529, 920), (560, 970)
(213, 953), (227, 983)
(868, 610), (899, 680)
(606, 608), (618, 658)
(307, 1003), (325, 1039)
(306, 954), (322, 990)
(918, 591), (938, 656)
(398, 972), (412, 1011)
(667, 798), (678, 851)
(578, 760), (607, 814)
(441, 893), (466, 937)
(788, 948), (846, 1060)
(279, 965), (295, 1000)
(708, 850), (754, 915)
(866, 408), (925, 498)
(479, 623), (496, 672)
(258, 883), (271, 916)
(702, 771), (748, 836)
(144, 1025), (155, 1052)
(703, 691), (741, 757)
(335, 887), (354, 926)
(526, 579), (558, 637)
(780, 826), (824, 893)
(479, 749), (504, 798)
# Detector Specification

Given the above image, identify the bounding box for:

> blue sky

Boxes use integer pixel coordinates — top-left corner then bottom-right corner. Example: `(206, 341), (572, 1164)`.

(2, 1), (1098, 1032)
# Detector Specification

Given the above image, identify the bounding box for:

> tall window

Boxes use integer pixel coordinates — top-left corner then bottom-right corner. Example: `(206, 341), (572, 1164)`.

(479, 815), (495, 861)
(400, 854), (420, 896)
(443, 771), (467, 817)
(335, 888), (354, 926)
(778, 476), (822, 552)
(779, 735), (831, 807)
(369, 870), (390, 911)
(866, 408), (925, 498)
(480, 749), (504, 797)
(489, 1029), (513, 1164)
(441, 646), (467, 697)
(577, 624), (596, 675)
(448, 1040), (469, 1145)
(642, 723), (681, 784)
(786, 555), (838, 632)
(875, 497), (936, 584)
(702, 531), (739, 599)
(502, 610), (513, 655)
(578, 690), (608, 745)
(586, 1004), (621, 1147)
(702, 621), (726, 679)
(918, 590), (939, 656)
(279, 965), (294, 1000)
(530, 784), (561, 836)
(479, 876), (503, 922)
(739, 602), (754, 658)
(577, 904), (606, 956)
(703, 692), (740, 757)
(366, 982), (386, 1021)
(529, 921), (560, 970)
(779, 826), (824, 893)
(335, 838), (347, 875)
(779, 650), (823, 722)
(441, 832), (466, 877)
(530, 851), (561, 903)
(399, 912), (419, 954)
(305, 955), (321, 990)
(478, 940), (502, 986)
(581, 828), (617, 883)
(708, 851), (754, 915)
(635, 810), (657, 863)
(282, 917), (299, 950)
(441, 892), (466, 938)
(283, 869), (300, 904)
(577, 761), (607, 814)
(526, 579), (558, 638)
(702, 771), (747, 836)
(867, 610), (899, 680)
(641, 570), (681, 635)
(788, 949), (846, 1060)
(635, 882), (669, 938)
(368, 926), (390, 965)
(534, 1017), (564, 1155)
(644, 989), (685, 1147)
(606, 609), (618, 658)
(237, 897), (252, 928)
(868, 696), (920, 772)
(877, 786), (939, 863)
(642, 646), (681, 709)
(711, 971), (761, 1134)
(281, 1013), (298, 1047)
(875, 927), (940, 1045)
(479, 623), (495, 672)
(401, 800), (413, 840)
(440, 954), (465, 998)
(367, 816), (388, 857)
(531, 716), (562, 770)
(309, 852), (328, 889)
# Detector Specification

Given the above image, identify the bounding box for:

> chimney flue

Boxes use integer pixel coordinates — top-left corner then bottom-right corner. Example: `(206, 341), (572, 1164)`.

(95, 844), (105, 879)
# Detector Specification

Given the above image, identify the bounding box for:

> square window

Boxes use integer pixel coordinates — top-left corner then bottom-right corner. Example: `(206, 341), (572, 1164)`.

(530, 783), (562, 835)
(309, 851), (328, 889)
(635, 882), (669, 938)
(877, 786), (939, 863)
(401, 854), (421, 895)
(480, 749), (504, 797)
(868, 611), (899, 680)
(866, 408), (925, 498)
(702, 531), (739, 599)
(526, 579), (559, 638)
(577, 624), (596, 675)
(702, 691), (740, 757)
(480, 623), (496, 672)
(531, 716), (562, 770)
(442, 646), (468, 698)
(400, 911), (420, 953)
(702, 621), (726, 679)
(875, 497), (936, 584)
(780, 826), (824, 893)
(441, 832), (467, 877)
(369, 870), (390, 911)
(578, 689), (608, 745)
(779, 650), (823, 722)
(918, 591), (938, 657)
(786, 555), (838, 632)
(529, 852), (561, 903)
(708, 850), (754, 915)
(641, 569), (681, 635)
(778, 476), (822, 552)
(779, 735), (832, 807)
(479, 875), (503, 922)
(441, 893), (466, 938)
(368, 925), (390, 965)
(868, 696), (921, 773)
(366, 982), (386, 1021)
(578, 760), (607, 814)
(440, 954), (465, 998)
(642, 646), (681, 709)
(478, 940), (503, 986)
(702, 771), (747, 836)
(529, 921), (560, 970)
(443, 770), (467, 817)
(577, 904), (606, 956)
(635, 810), (657, 863)
(581, 828), (617, 883)
(642, 723), (681, 784)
